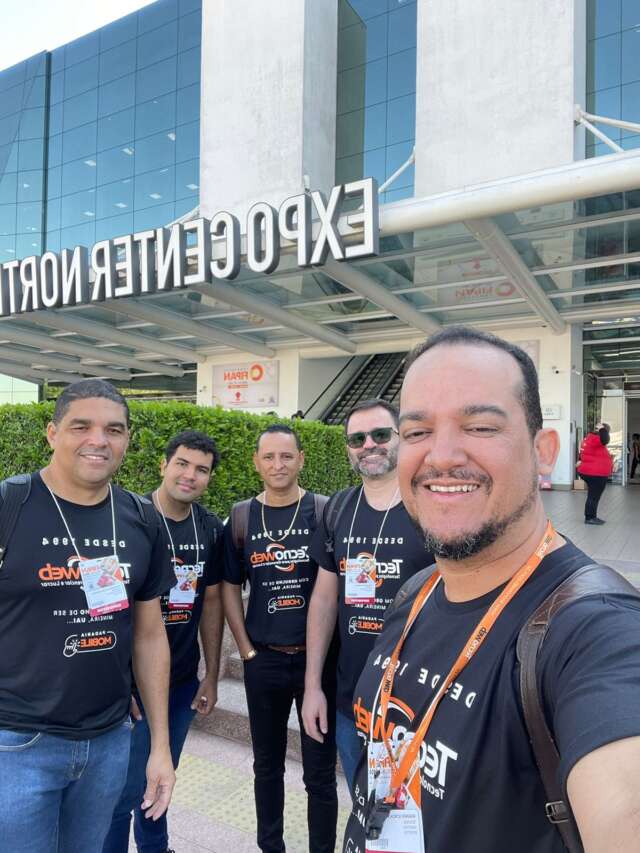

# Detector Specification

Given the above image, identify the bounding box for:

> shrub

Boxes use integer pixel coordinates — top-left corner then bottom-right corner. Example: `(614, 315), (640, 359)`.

(0, 401), (357, 516)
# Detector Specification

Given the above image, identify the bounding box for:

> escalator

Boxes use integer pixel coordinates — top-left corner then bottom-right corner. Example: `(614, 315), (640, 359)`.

(321, 352), (407, 425)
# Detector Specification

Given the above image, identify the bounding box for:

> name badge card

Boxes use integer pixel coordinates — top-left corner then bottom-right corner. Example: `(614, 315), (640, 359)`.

(79, 555), (129, 617)
(345, 555), (377, 604)
(366, 743), (425, 853)
(168, 566), (198, 610)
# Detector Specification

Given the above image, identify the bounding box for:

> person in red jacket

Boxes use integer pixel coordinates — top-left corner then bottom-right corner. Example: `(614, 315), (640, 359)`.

(577, 422), (613, 524)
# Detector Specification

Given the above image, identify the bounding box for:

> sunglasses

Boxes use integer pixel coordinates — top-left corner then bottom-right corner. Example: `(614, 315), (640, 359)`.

(345, 427), (398, 449)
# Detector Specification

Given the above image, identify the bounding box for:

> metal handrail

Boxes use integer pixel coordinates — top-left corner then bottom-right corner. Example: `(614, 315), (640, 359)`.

(575, 105), (640, 154)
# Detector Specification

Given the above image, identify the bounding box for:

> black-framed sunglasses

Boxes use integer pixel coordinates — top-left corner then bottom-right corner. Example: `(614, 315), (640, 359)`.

(345, 427), (399, 449)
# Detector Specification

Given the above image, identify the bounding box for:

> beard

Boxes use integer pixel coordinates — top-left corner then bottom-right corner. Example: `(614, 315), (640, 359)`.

(411, 470), (539, 561)
(350, 445), (398, 479)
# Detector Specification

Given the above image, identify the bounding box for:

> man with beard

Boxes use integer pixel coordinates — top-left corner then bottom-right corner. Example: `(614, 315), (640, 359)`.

(303, 399), (429, 792)
(343, 327), (640, 853)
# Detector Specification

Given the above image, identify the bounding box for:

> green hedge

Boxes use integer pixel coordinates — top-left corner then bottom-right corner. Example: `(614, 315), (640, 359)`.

(0, 401), (357, 517)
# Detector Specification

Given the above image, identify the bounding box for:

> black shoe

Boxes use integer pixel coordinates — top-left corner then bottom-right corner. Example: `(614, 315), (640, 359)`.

(585, 517), (605, 525)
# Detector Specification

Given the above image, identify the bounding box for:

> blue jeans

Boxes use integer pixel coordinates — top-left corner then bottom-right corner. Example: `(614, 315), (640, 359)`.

(103, 677), (198, 853)
(335, 709), (365, 795)
(0, 719), (132, 853)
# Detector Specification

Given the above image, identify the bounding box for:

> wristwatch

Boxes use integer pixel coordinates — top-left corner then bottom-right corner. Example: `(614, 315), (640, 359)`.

(242, 648), (257, 661)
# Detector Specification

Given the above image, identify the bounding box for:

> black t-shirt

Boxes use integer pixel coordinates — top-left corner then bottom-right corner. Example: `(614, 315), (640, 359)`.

(145, 495), (224, 688)
(343, 542), (640, 853)
(309, 487), (429, 715)
(0, 473), (174, 739)
(223, 492), (322, 646)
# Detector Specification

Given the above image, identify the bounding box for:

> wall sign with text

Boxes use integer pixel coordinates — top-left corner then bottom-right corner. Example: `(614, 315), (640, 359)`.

(212, 361), (279, 408)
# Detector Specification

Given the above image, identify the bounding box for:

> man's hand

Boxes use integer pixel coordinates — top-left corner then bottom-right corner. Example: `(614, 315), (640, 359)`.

(302, 686), (328, 743)
(191, 678), (218, 717)
(130, 695), (143, 721)
(141, 748), (176, 821)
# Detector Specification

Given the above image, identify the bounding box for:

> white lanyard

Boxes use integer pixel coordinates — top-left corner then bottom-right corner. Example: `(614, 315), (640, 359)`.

(45, 481), (118, 559)
(260, 487), (303, 543)
(345, 485), (400, 563)
(154, 490), (200, 566)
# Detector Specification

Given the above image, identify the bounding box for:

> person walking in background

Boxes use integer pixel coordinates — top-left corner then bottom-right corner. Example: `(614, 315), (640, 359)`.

(630, 433), (640, 481)
(577, 422), (613, 525)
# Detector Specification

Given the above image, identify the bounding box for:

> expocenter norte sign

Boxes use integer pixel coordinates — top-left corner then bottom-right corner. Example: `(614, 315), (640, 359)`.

(0, 178), (379, 319)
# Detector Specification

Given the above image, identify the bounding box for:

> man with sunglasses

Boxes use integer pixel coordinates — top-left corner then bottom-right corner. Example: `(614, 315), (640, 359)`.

(302, 399), (429, 791)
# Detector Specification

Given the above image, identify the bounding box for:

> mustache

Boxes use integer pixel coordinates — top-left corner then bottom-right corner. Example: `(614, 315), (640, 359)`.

(411, 468), (492, 490)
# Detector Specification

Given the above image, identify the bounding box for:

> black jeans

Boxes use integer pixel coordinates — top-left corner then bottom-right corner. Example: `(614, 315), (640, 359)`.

(580, 473), (608, 519)
(243, 647), (338, 853)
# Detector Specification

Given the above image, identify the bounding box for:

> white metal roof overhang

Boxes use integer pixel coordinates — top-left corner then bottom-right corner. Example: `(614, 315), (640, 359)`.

(2, 150), (640, 386)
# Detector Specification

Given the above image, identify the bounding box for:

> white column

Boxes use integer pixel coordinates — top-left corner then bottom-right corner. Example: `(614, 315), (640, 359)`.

(200, 0), (338, 221)
(414, 0), (584, 195)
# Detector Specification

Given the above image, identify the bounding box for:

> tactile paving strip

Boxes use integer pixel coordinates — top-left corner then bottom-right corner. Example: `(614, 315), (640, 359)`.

(174, 752), (351, 852)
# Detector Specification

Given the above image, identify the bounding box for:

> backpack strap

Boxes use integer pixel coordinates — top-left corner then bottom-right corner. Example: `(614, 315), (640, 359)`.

(386, 566), (435, 617)
(313, 492), (329, 526)
(516, 562), (639, 852)
(323, 486), (358, 554)
(123, 489), (159, 529)
(0, 474), (32, 569)
(230, 499), (252, 552)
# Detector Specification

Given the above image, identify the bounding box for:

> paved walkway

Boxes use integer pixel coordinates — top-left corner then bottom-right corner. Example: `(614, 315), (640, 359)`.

(129, 487), (640, 853)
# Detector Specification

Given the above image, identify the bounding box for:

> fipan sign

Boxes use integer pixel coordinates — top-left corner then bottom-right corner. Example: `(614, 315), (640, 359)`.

(0, 178), (379, 319)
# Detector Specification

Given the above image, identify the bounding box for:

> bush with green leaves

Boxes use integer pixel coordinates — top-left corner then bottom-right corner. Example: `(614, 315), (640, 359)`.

(0, 401), (357, 516)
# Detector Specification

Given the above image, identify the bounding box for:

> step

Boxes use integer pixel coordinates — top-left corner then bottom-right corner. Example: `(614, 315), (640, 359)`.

(194, 677), (303, 762)
(226, 650), (244, 681)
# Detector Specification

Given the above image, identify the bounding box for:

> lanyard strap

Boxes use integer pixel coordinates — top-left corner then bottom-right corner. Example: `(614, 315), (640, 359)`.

(46, 482), (118, 560)
(345, 486), (400, 564)
(377, 520), (556, 800)
(154, 490), (200, 568)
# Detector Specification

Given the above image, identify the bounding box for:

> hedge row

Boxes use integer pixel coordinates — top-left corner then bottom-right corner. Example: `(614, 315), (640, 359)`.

(0, 401), (357, 518)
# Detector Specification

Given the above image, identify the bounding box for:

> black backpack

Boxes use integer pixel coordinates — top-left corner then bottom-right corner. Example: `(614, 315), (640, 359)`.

(388, 561), (640, 852)
(0, 474), (159, 569)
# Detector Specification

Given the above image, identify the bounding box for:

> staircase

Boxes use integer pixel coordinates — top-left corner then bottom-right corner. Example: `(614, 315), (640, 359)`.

(321, 352), (407, 425)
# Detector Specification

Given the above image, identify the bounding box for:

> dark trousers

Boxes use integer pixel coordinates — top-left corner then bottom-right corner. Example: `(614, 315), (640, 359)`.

(631, 456), (639, 479)
(243, 647), (338, 853)
(580, 474), (608, 519)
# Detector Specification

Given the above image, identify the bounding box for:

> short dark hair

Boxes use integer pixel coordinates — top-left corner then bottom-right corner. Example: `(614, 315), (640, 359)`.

(255, 423), (302, 452)
(344, 398), (399, 432)
(405, 326), (543, 439)
(53, 379), (130, 427)
(165, 430), (220, 469)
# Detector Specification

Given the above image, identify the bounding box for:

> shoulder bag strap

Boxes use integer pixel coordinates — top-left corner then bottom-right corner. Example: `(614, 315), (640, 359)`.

(323, 486), (357, 554)
(0, 474), (32, 569)
(517, 562), (639, 852)
(312, 492), (329, 527)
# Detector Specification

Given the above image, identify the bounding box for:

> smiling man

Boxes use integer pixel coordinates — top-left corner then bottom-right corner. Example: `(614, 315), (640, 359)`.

(223, 424), (337, 853)
(0, 379), (176, 853)
(302, 399), (429, 793)
(104, 430), (224, 853)
(343, 327), (640, 853)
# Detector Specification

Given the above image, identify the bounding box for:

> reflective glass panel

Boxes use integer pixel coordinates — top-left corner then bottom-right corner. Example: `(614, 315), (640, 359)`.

(179, 9), (201, 51)
(134, 165), (175, 209)
(97, 145), (135, 184)
(63, 89), (98, 130)
(99, 40), (137, 84)
(137, 21), (177, 69)
(135, 92), (177, 138)
(98, 74), (135, 118)
(134, 130), (176, 172)
(97, 108), (135, 151)
(62, 158), (97, 194)
(96, 179), (134, 219)
(136, 56), (177, 103)
(64, 55), (99, 98)
(62, 123), (97, 163)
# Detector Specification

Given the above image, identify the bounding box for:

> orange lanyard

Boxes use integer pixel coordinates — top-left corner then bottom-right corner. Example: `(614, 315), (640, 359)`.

(377, 520), (555, 802)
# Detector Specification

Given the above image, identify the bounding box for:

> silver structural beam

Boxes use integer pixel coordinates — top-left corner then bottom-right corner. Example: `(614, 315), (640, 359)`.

(0, 323), (184, 377)
(101, 300), (275, 359)
(0, 359), (80, 384)
(190, 282), (357, 354)
(377, 150), (640, 237)
(0, 346), (132, 382)
(322, 258), (441, 335)
(561, 301), (640, 323)
(463, 218), (566, 334)
(27, 311), (203, 364)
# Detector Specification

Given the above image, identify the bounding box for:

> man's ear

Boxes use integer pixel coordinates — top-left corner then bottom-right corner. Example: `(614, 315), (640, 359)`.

(160, 457), (167, 477)
(534, 428), (560, 475)
(299, 450), (305, 471)
(46, 421), (57, 450)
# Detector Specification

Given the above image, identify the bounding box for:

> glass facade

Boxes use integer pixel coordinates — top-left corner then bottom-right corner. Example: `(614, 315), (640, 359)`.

(0, 0), (201, 262)
(586, 0), (640, 157)
(336, 0), (417, 203)
(0, 53), (48, 264)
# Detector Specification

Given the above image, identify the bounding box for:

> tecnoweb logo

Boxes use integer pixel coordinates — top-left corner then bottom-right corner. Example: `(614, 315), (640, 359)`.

(250, 543), (308, 572)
